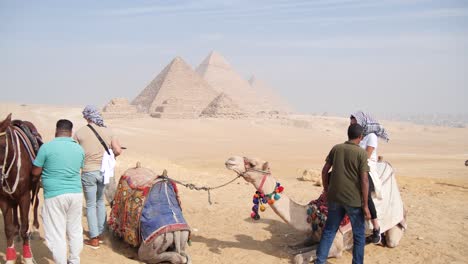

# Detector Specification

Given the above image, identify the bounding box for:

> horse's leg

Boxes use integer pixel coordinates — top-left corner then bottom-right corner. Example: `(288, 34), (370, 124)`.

(1, 201), (18, 263)
(13, 206), (20, 240)
(18, 192), (34, 263)
(385, 225), (404, 248)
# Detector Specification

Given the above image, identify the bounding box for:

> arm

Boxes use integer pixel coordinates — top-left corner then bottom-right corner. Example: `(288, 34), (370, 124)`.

(32, 166), (43, 177)
(321, 162), (332, 193)
(111, 138), (123, 157)
(360, 171), (371, 220)
(365, 146), (375, 159)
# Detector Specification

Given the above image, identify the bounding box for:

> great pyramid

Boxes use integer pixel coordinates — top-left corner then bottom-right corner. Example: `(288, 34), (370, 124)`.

(248, 76), (292, 114)
(200, 93), (247, 119)
(195, 51), (272, 114)
(132, 57), (219, 118)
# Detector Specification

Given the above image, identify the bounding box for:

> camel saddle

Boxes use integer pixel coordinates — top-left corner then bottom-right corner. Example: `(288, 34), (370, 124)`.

(11, 120), (43, 154)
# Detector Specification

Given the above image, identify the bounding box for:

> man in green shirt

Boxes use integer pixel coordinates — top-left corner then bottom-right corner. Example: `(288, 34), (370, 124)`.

(315, 124), (371, 264)
(32, 119), (85, 264)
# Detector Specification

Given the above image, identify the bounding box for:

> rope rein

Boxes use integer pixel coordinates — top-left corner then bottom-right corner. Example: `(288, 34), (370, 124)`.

(158, 174), (242, 205)
(1, 127), (22, 195)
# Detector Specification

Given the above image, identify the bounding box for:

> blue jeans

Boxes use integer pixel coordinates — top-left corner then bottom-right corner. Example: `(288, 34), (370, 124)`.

(315, 201), (366, 264)
(81, 171), (106, 238)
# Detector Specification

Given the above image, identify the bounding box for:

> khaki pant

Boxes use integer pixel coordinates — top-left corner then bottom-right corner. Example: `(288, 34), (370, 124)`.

(42, 193), (83, 264)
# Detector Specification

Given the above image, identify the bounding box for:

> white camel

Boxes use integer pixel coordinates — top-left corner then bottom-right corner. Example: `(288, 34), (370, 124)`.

(109, 164), (191, 264)
(225, 156), (406, 263)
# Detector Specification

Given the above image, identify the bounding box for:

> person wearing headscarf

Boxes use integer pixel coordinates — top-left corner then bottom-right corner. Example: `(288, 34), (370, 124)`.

(74, 105), (123, 249)
(350, 111), (388, 244)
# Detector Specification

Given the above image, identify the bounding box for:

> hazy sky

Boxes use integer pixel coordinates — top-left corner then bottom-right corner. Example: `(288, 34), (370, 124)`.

(1, 0), (467, 114)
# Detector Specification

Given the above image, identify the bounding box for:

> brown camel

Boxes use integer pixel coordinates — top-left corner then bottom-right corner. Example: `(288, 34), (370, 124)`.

(0, 114), (42, 264)
(225, 156), (406, 263)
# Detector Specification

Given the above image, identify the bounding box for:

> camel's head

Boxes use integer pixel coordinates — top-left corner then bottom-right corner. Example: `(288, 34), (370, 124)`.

(225, 156), (270, 184)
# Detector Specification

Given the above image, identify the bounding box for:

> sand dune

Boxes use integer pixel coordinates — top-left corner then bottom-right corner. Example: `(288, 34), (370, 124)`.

(0, 103), (467, 264)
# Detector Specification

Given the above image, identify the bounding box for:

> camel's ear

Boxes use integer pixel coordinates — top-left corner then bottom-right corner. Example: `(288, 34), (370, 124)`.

(162, 169), (168, 177)
(262, 162), (270, 171)
(0, 113), (12, 131)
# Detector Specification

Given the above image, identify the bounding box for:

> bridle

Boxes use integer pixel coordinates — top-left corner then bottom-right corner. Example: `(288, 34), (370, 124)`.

(0, 127), (22, 195)
(232, 157), (284, 220)
(232, 157), (272, 194)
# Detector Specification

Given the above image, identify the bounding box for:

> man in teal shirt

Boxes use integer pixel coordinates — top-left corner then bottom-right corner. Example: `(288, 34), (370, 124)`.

(32, 119), (85, 264)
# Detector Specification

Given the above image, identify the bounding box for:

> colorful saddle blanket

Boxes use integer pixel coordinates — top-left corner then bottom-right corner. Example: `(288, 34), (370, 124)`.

(140, 179), (190, 243)
(109, 174), (151, 247)
(109, 173), (190, 247)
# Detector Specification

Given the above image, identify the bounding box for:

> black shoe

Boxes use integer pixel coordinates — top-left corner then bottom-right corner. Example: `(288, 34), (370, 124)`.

(372, 228), (381, 244)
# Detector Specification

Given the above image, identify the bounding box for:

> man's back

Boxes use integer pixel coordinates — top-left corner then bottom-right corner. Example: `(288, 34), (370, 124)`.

(33, 137), (84, 199)
(74, 123), (114, 172)
(326, 141), (369, 207)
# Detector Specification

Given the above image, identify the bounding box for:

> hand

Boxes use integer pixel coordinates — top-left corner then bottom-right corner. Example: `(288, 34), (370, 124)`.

(363, 207), (371, 220)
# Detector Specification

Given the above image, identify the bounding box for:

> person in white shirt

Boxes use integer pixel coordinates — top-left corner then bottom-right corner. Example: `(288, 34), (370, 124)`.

(350, 111), (390, 244)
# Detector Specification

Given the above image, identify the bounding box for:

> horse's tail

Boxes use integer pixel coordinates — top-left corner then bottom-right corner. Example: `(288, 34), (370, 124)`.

(31, 179), (40, 229)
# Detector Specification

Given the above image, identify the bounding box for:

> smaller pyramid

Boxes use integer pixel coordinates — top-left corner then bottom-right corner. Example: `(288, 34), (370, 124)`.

(200, 93), (247, 119)
(102, 98), (140, 119)
(132, 56), (219, 118)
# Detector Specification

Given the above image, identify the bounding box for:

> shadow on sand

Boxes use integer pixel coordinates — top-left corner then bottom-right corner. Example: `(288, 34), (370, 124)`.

(0, 213), (53, 264)
(193, 216), (308, 263)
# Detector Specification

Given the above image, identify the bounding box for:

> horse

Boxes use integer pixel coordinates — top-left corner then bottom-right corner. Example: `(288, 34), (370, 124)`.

(0, 113), (42, 264)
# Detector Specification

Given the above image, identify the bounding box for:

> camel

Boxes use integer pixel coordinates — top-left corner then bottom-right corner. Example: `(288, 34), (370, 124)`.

(225, 156), (406, 263)
(108, 163), (191, 264)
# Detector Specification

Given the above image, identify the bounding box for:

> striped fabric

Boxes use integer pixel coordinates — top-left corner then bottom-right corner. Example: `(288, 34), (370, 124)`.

(351, 111), (389, 142)
(82, 105), (105, 127)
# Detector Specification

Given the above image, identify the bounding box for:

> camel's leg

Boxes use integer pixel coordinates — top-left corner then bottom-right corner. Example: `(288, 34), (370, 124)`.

(293, 231), (344, 264)
(179, 230), (189, 252)
(18, 192), (34, 263)
(294, 250), (316, 264)
(385, 225), (404, 248)
(178, 231), (191, 264)
(1, 200), (18, 263)
(174, 230), (181, 254)
(138, 232), (188, 264)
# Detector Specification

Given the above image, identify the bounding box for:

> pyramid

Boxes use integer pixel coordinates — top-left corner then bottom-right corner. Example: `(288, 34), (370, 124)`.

(196, 51), (271, 114)
(102, 98), (140, 119)
(200, 93), (247, 119)
(248, 76), (293, 114)
(132, 57), (219, 118)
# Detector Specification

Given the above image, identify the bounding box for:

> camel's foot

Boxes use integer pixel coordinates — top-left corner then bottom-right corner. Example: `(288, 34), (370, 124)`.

(293, 250), (316, 264)
(181, 252), (191, 264)
(385, 225), (405, 248)
(287, 245), (317, 255)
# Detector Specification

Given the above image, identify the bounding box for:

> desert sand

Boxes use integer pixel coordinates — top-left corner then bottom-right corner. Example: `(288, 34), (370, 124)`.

(0, 103), (467, 264)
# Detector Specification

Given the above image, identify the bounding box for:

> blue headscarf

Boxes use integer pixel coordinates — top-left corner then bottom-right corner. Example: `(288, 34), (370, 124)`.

(82, 105), (105, 127)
